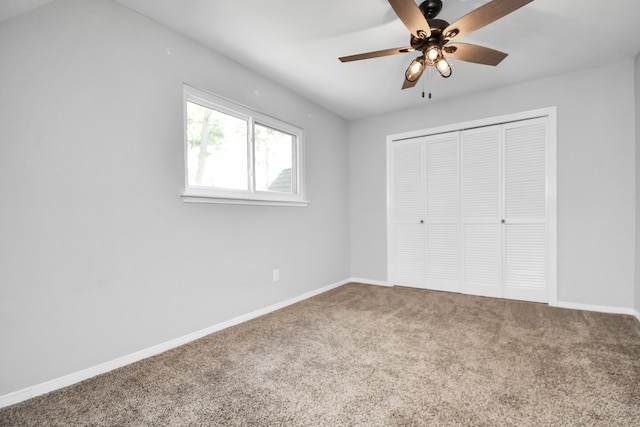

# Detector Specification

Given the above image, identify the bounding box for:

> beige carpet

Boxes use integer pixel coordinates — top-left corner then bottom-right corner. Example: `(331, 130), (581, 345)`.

(1, 283), (639, 426)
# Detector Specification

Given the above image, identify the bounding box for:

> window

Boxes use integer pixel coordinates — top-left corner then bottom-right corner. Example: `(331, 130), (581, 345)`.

(182, 85), (307, 206)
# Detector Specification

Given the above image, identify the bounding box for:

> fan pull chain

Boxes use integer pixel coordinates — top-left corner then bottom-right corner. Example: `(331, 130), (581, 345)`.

(422, 67), (433, 100)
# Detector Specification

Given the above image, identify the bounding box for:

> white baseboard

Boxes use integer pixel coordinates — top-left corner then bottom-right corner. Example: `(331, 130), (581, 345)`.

(3, 280), (634, 409)
(0, 279), (350, 409)
(552, 301), (637, 317)
(349, 277), (391, 287)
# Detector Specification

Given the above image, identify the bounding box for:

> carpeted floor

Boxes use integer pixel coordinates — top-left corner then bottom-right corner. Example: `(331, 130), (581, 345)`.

(1, 283), (639, 426)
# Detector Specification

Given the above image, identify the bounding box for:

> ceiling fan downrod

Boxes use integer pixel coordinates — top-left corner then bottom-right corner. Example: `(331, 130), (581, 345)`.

(419, 0), (443, 20)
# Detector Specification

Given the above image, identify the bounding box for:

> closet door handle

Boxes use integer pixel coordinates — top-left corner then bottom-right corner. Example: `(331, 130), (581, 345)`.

(420, 220), (424, 224)
(501, 219), (506, 224)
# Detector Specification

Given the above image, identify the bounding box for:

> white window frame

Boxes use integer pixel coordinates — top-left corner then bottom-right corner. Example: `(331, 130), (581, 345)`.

(181, 84), (308, 207)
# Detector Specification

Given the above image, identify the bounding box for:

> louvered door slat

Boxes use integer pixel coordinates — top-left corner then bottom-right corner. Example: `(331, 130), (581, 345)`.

(461, 126), (502, 298)
(504, 123), (547, 219)
(394, 223), (426, 286)
(394, 142), (424, 223)
(424, 133), (460, 292)
(503, 119), (548, 302)
(464, 224), (501, 285)
(426, 135), (459, 220)
(390, 140), (425, 288)
(427, 224), (459, 283)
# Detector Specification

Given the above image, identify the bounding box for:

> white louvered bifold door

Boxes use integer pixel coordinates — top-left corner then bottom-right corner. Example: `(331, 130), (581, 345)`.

(389, 114), (553, 302)
(390, 138), (425, 288)
(461, 126), (503, 298)
(424, 132), (461, 293)
(502, 118), (548, 303)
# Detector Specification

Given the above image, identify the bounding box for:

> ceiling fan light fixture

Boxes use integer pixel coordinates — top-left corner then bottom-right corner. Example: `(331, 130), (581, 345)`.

(436, 57), (452, 78)
(405, 55), (426, 82)
(425, 45), (441, 64)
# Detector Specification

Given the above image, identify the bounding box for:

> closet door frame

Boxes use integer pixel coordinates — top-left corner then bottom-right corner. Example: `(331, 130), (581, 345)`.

(387, 107), (557, 304)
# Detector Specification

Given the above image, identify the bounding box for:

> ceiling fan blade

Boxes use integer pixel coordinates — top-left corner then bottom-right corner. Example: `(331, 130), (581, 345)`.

(402, 77), (420, 89)
(388, 0), (431, 39)
(339, 46), (415, 63)
(444, 43), (508, 66)
(443, 0), (533, 40)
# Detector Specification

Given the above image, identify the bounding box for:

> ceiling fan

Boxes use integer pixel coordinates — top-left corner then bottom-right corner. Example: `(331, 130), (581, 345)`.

(339, 0), (533, 89)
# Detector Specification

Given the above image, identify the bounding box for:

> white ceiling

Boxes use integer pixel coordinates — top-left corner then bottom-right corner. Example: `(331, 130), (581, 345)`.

(0, 0), (54, 22)
(4, 0), (640, 120)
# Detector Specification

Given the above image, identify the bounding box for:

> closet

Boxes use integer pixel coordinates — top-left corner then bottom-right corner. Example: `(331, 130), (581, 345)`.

(388, 110), (556, 303)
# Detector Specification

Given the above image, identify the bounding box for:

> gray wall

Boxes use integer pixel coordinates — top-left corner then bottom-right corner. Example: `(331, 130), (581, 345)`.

(636, 52), (640, 316)
(349, 60), (637, 310)
(1, 0), (638, 401)
(0, 0), (350, 395)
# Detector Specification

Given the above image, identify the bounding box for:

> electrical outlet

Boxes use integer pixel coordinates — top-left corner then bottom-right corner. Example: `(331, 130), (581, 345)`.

(273, 268), (280, 282)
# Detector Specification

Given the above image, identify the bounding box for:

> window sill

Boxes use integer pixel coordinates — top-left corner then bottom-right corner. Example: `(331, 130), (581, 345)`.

(181, 194), (310, 207)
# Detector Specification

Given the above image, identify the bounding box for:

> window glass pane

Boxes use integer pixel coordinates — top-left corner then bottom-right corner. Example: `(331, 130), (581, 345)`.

(254, 124), (294, 193)
(186, 101), (248, 190)
(255, 124), (294, 193)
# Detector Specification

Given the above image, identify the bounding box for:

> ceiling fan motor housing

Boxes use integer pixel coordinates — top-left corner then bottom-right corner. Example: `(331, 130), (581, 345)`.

(419, 0), (443, 19)
(410, 19), (448, 51)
